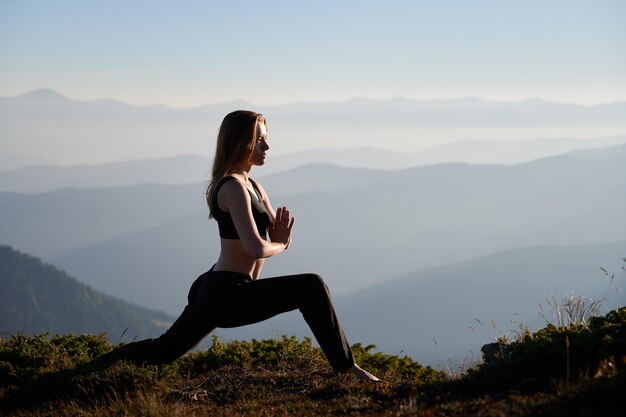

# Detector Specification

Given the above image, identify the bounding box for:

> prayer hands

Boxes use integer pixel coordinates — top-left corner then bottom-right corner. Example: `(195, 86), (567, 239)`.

(269, 206), (295, 247)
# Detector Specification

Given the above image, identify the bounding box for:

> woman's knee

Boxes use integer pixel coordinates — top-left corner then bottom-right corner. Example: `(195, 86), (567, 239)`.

(300, 273), (329, 293)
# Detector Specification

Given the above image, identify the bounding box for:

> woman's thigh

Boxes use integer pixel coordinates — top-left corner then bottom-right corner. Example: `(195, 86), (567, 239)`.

(205, 273), (325, 328)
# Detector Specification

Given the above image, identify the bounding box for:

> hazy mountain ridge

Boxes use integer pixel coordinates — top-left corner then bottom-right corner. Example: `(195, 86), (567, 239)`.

(0, 245), (173, 341)
(30, 145), (626, 315)
(338, 241), (626, 365)
(6, 89), (626, 121)
(266, 95), (626, 124)
(2, 88), (626, 170)
(49, 211), (218, 310)
(0, 182), (207, 258)
(0, 154), (212, 193)
(1, 137), (624, 193)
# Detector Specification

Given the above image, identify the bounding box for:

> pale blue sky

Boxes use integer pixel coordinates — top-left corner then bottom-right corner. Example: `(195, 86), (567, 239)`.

(1, 0), (624, 106)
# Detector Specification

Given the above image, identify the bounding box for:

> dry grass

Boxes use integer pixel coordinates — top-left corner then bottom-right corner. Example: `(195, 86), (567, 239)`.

(2, 295), (625, 417)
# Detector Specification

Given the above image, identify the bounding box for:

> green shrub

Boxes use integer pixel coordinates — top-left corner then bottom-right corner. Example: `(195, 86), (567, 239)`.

(0, 333), (111, 386)
(176, 336), (326, 376)
(173, 336), (446, 383)
(470, 306), (626, 385)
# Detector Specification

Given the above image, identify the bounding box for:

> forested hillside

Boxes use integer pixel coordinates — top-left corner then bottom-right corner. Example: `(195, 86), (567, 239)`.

(0, 245), (173, 341)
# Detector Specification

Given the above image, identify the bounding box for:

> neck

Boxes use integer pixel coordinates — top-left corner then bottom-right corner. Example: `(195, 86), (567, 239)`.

(230, 165), (252, 182)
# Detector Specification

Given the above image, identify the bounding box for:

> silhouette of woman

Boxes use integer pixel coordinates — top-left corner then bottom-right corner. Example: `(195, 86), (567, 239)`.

(97, 111), (379, 381)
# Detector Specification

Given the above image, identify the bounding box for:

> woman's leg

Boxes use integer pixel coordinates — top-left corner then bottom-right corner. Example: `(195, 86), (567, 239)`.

(98, 273), (215, 365)
(199, 272), (355, 373)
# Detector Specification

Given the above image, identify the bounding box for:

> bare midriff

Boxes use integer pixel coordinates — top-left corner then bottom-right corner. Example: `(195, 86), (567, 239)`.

(213, 238), (265, 280)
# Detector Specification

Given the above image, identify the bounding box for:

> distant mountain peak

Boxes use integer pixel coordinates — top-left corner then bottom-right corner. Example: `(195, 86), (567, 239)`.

(20, 89), (68, 101)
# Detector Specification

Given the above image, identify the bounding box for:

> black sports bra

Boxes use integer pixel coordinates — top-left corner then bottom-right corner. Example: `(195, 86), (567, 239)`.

(213, 176), (271, 240)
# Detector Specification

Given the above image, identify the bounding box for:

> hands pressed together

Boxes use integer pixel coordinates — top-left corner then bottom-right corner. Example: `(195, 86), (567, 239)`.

(269, 206), (295, 248)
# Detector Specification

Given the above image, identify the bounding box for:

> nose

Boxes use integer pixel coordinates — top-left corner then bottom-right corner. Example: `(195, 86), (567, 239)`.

(262, 141), (269, 151)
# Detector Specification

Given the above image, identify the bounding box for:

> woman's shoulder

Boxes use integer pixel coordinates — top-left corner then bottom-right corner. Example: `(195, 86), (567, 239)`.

(214, 175), (239, 193)
(215, 176), (248, 214)
(214, 175), (240, 201)
(217, 175), (237, 185)
(217, 176), (243, 192)
(249, 177), (266, 192)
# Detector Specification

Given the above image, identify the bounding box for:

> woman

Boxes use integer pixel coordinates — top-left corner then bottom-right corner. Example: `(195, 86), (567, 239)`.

(99, 111), (379, 382)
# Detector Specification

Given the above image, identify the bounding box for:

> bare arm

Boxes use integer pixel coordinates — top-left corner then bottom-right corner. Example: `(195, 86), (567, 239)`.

(218, 179), (290, 259)
(252, 179), (295, 248)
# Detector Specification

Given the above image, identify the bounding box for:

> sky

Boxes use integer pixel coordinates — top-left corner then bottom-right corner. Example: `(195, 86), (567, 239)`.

(1, 0), (625, 107)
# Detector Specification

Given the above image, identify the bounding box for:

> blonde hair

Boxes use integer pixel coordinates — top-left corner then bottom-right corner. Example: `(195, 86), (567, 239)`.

(206, 110), (266, 218)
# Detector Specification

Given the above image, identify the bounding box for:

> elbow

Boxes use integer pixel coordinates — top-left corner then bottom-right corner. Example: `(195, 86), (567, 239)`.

(241, 233), (282, 259)
(251, 247), (266, 260)
(244, 240), (268, 259)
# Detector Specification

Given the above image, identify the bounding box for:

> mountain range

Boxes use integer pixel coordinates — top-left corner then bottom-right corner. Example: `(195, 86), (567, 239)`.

(2, 89), (625, 170)
(0, 182), (207, 258)
(1, 144), (623, 315)
(1, 135), (625, 193)
(0, 245), (173, 341)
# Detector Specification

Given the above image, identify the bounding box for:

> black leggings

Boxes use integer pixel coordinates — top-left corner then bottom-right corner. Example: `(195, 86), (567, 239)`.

(101, 269), (355, 373)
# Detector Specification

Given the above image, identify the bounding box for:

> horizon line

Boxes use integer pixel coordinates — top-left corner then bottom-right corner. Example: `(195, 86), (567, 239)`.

(3, 88), (626, 110)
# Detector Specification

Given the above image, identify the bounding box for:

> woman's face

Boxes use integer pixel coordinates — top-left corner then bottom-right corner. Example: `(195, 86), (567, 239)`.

(249, 122), (269, 166)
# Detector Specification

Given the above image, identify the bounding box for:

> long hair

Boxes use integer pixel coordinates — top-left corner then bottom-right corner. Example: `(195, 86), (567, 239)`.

(206, 110), (266, 218)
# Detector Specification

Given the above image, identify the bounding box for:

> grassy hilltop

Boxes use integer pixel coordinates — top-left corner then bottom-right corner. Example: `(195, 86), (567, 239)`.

(1, 306), (625, 417)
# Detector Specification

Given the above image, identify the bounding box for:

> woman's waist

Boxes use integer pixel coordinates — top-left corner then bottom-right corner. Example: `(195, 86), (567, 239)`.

(203, 266), (253, 285)
(214, 249), (263, 279)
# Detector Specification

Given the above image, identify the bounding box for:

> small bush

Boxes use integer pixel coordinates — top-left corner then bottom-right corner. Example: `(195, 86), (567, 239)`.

(470, 307), (626, 385)
(175, 336), (325, 376)
(0, 333), (111, 386)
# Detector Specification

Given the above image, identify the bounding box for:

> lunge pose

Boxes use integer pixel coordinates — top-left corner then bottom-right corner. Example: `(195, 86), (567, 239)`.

(98, 111), (379, 381)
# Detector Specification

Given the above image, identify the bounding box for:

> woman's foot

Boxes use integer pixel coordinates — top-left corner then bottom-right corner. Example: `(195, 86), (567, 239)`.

(348, 363), (381, 382)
